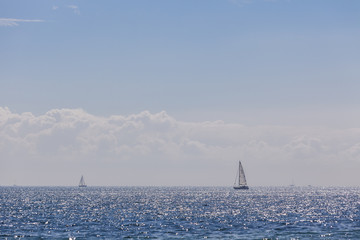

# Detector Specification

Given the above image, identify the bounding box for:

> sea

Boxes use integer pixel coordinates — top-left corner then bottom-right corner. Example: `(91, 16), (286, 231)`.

(1, 186), (360, 239)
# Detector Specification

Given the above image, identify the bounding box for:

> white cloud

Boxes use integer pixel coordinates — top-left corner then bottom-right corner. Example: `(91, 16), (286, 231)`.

(0, 18), (44, 27)
(229, 0), (282, 7)
(67, 5), (80, 15)
(1, 107), (360, 186)
(228, 0), (254, 7)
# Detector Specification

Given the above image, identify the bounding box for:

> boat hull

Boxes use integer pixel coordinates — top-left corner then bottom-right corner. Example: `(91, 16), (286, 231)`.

(233, 185), (249, 190)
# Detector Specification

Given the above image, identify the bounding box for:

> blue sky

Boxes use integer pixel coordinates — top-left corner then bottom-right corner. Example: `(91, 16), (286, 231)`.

(2, 0), (360, 121)
(1, 0), (360, 186)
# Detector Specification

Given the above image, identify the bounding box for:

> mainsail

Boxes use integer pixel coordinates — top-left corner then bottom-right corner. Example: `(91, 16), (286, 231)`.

(233, 161), (249, 190)
(79, 175), (87, 187)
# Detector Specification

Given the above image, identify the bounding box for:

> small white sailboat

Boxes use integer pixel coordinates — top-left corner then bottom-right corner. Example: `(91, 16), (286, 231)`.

(79, 175), (87, 187)
(233, 161), (249, 190)
(289, 179), (295, 187)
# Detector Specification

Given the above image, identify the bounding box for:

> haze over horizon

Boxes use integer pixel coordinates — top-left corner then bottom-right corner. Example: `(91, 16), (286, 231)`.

(1, 0), (360, 186)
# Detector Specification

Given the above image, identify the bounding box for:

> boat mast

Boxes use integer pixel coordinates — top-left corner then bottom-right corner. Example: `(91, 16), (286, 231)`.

(238, 161), (241, 185)
(234, 162), (240, 186)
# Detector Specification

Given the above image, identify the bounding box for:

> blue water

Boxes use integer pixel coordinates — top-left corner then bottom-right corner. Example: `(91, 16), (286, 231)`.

(1, 187), (360, 239)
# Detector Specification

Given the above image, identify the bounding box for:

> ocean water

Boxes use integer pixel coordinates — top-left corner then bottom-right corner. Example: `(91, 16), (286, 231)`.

(1, 186), (360, 239)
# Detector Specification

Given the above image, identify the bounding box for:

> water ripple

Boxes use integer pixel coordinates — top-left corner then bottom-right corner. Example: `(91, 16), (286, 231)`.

(1, 186), (360, 239)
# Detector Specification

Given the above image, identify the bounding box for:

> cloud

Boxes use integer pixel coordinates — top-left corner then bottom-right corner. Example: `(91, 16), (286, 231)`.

(228, 0), (282, 7)
(0, 18), (44, 27)
(228, 0), (254, 7)
(67, 5), (80, 15)
(1, 107), (360, 186)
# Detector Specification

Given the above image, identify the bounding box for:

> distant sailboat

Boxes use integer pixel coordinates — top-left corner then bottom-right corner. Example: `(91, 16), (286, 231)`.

(289, 179), (295, 187)
(233, 161), (249, 190)
(79, 175), (87, 187)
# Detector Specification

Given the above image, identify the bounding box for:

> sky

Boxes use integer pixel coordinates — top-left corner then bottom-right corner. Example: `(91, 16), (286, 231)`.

(1, 0), (360, 186)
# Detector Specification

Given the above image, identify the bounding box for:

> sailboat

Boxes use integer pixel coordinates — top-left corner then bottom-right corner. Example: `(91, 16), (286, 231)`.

(79, 175), (87, 187)
(233, 161), (249, 190)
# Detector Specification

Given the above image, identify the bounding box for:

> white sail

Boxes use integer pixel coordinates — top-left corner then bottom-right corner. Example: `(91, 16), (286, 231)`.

(79, 175), (87, 187)
(234, 161), (249, 190)
(239, 161), (247, 186)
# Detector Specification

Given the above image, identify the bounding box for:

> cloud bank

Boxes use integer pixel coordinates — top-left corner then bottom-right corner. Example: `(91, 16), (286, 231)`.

(1, 107), (359, 186)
